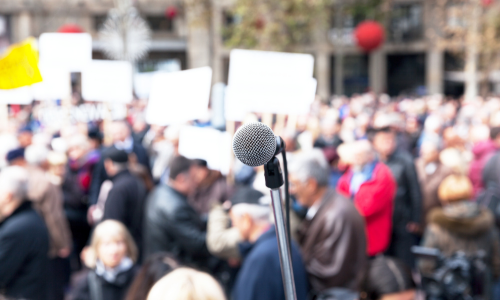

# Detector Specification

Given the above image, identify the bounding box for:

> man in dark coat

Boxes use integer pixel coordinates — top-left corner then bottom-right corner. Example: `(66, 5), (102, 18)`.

(102, 148), (147, 257)
(230, 187), (309, 300)
(289, 150), (367, 296)
(144, 156), (210, 268)
(89, 120), (150, 206)
(0, 166), (49, 300)
(372, 127), (422, 267)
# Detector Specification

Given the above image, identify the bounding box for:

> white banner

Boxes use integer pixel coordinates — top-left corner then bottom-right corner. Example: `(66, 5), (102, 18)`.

(82, 60), (133, 103)
(146, 67), (212, 125)
(225, 49), (316, 121)
(178, 126), (232, 175)
(38, 33), (92, 72)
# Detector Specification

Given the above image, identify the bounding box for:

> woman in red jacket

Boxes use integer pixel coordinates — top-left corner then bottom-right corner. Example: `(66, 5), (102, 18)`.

(337, 140), (397, 256)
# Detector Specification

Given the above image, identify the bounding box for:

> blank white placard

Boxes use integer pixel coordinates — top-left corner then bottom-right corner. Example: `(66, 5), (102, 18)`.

(228, 49), (314, 86)
(225, 77), (317, 119)
(32, 63), (71, 101)
(82, 60), (133, 103)
(178, 126), (232, 175)
(145, 67), (212, 125)
(0, 86), (33, 104)
(225, 49), (316, 121)
(38, 33), (92, 72)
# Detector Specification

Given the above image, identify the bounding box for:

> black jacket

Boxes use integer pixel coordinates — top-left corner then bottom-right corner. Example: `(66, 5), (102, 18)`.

(89, 143), (150, 205)
(72, 267), (136, 300)
(384, 150), (422, 228)
(103, 170), (146, 256)
(483, 151), (500, 188)
(144, 184), (210, 267)
(0, 202), (49, 300)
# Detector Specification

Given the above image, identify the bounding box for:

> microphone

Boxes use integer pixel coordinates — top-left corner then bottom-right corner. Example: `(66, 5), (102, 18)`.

(231, 122), (297, 300)
(232, 122), (284, 167)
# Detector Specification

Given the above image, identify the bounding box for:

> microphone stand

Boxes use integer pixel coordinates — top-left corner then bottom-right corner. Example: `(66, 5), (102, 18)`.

(264, 155), (297, 300)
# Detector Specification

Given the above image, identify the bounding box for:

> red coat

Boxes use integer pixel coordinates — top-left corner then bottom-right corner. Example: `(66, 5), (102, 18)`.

(337, 163), (396, 256)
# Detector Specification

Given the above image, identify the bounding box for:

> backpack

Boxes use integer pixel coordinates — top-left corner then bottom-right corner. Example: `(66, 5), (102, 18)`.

(478, 154), (500, 228)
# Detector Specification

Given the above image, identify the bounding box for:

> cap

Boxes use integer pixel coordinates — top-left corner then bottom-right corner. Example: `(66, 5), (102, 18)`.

(104, 147), (128, 163)
(230, 186), (266, 206)
(6, 148), (25, 162)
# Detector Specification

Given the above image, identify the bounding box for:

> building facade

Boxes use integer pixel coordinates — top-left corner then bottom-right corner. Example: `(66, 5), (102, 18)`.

(0, 0), (471, 98)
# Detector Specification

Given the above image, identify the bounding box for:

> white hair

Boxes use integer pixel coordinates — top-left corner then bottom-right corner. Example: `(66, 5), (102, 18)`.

(288, 149), (330, 186)
(424, 115), (443, 132)
(25, 145), (49, 166)
(0, 166), (28, 200)
(231, 203), (270, 223)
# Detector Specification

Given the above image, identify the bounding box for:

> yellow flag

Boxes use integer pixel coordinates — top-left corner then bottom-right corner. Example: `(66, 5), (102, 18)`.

(0, 38), (43, 89)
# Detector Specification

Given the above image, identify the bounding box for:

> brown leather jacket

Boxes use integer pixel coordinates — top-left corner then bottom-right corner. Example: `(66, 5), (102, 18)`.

(297, 189), (367, 293)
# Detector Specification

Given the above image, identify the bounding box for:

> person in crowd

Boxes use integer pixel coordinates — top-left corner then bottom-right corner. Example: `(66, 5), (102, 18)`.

(66, 135), (99, 269)
(6, 147), (26, 167)
(72, 220), (138, 300)
(101, 148), (147, 257)
(360, 256), (416, 300)
(89, 120), (150, 206)
(419, 175), (500, 279)
(25, 145), (73, 300)
(314, 114), (342, 149)
(415, 140), (453, 226)
(337, 140), (397, 257)
(230, 186), (309, 300)
(144, 156), (210, 268)
(125, 253), (180, 300)
(469, 125), (496, 199)
(147, 268), (226, 300)
(372, 126), (422, 267)
(289, 150), (367, 295)
(17, 126), (33, 148)
(189, 159), (234, 217)
(0, 166), (49, 300)
(206, 189), (243, 261)
(481, 127), (500, 195)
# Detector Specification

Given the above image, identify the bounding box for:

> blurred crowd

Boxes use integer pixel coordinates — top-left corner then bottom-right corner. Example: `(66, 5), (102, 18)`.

(2, 92), (500, 300)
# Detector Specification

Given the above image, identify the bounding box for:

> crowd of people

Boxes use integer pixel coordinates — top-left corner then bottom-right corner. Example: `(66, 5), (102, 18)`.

(2, 92), (500, 300)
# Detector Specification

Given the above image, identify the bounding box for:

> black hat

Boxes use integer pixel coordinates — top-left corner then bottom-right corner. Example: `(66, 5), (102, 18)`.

(230, 186), (266, 206)
(6, 148), (25, 162)
(104, 147), (128, 163)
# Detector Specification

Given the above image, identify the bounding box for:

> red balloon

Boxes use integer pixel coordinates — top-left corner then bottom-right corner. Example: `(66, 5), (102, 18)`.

(165, 6), (178, 19)
(482, 0), (493, 6)
(57, 24), (84, 33)
(354, 21), (385, 52)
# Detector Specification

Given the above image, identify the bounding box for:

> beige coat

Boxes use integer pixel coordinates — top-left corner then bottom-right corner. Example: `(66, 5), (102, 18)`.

(28, 166), (72, 258)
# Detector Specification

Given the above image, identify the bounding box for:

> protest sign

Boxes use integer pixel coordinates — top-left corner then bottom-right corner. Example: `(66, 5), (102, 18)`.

(145, 67), (212, 125)
(178, 126), (232, 175)
(32, 63), (71, 101)
(38, 33), (92, 72)
(0, 38), (42, 90)
(82, 60), (133, 103)
(0, 86), (33, 104)
(225, 49), (316, 121)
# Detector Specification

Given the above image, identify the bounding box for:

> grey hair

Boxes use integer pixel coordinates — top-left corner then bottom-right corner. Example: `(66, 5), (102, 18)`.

(231, 203), (270, 224)
(289, 149), (330, 186)
(0, 166), (28, 201)
(25, 145), (49, 166)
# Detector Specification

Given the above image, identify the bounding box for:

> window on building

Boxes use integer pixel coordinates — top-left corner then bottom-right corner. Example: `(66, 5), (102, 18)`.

(0, 15), (10, 51)
(93, 15), (107, 31)
(146, 16), (173, 32)
(389, 3), (423, 43)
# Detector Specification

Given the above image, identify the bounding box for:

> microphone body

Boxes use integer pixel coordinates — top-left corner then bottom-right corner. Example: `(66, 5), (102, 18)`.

(232, 122), (297, 300)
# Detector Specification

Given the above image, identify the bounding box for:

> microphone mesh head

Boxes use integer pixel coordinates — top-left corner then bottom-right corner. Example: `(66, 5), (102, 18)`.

(233, 122), (276, 167)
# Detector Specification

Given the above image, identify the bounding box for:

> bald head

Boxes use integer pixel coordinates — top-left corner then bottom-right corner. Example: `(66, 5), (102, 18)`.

(0, 166), (28, 221)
